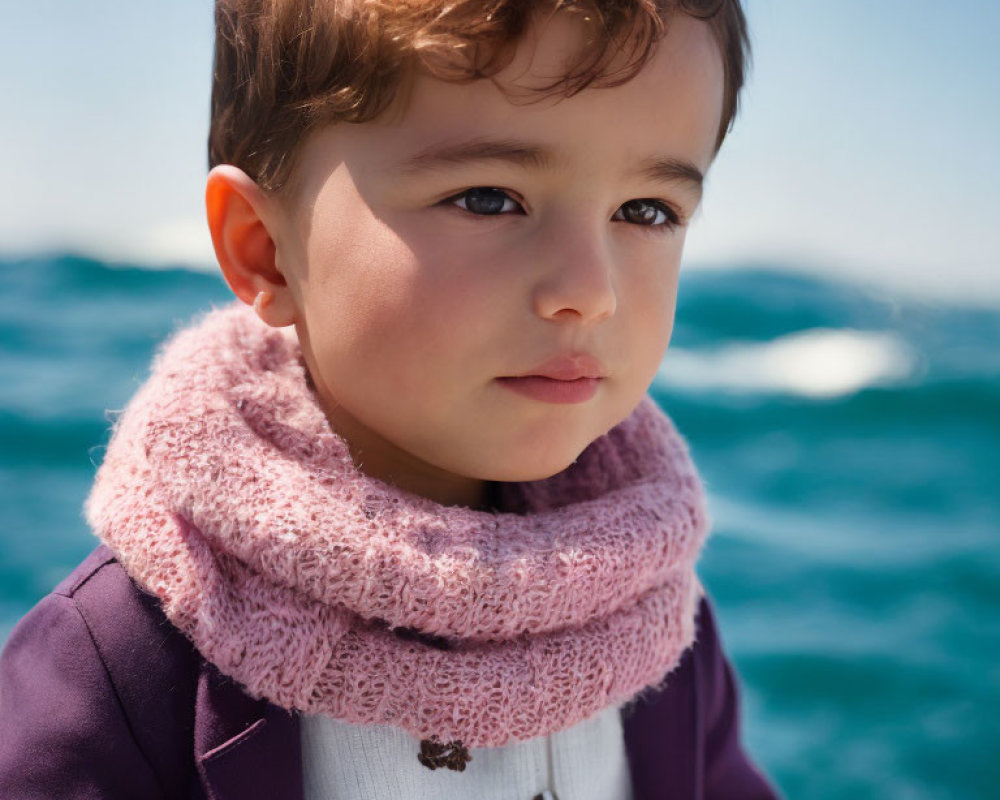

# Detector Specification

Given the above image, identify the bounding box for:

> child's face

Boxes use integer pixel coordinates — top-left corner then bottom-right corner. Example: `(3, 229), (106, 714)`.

(269, 12), (723, 506)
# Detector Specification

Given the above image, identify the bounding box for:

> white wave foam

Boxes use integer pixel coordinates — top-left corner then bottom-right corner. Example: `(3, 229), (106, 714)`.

(657, 328), (917, 398)
(0, 217), (218, 273)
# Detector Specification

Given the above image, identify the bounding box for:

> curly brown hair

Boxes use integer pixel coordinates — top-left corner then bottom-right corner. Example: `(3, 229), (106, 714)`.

(209, 0), (750, 193)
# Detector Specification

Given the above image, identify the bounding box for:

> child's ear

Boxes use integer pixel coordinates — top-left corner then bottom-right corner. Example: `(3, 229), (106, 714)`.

(205, 165), (296, 327)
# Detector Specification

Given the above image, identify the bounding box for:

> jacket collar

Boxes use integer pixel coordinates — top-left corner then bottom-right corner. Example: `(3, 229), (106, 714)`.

(194, 663), (304, 800)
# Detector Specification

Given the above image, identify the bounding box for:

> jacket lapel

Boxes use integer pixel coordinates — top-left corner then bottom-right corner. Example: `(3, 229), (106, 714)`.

(621, 641), (699, 800)
(194, 663), (304, 800)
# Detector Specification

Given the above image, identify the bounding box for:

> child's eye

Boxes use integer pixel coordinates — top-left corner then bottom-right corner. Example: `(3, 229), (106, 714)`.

(612, 199), (681, 232)
(446, 187), (523, 216)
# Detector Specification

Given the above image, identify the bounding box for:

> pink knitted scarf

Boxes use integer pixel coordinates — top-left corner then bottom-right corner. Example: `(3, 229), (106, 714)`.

(84, 301), (709, 750)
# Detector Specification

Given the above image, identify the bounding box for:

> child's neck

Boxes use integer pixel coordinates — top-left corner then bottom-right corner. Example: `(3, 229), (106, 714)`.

(337, 423), (491, 509)
(373, 462), (490, 509)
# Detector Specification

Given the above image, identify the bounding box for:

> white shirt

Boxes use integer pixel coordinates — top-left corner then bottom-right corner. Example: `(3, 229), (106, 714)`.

(301, 704), (634, 800)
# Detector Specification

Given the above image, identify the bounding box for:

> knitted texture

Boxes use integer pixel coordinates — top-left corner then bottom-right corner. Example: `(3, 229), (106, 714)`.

(84, 300), (709, 748)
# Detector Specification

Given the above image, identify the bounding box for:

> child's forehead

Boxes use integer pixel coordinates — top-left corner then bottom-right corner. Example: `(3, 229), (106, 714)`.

(370, 15), (720, 168)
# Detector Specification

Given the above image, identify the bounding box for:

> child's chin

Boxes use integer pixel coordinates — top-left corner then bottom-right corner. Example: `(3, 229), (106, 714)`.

(477, 446), (587, 485)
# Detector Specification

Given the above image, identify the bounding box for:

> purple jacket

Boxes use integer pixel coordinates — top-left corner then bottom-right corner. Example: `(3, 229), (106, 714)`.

(0, 546), (780, 799)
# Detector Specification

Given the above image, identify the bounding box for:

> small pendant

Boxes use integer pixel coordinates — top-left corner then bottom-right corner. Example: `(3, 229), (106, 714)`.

(417, 736), (472, 771)
(533, 791), (558, 800)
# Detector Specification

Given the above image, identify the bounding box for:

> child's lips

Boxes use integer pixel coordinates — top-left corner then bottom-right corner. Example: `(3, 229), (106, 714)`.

(496, 375), (601, 404)
(496, 353), (605, 404)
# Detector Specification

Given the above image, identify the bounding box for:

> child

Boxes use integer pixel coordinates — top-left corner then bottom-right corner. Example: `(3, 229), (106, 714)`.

(0, 1), (780, 797)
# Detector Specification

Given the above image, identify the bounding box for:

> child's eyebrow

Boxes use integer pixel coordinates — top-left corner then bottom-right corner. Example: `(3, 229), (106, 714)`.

(394, 137), (704, 198)
(397, 138), (552, 173)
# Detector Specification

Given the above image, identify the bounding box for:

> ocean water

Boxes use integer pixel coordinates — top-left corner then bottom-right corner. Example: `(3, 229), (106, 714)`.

(1, 254), (997, 798)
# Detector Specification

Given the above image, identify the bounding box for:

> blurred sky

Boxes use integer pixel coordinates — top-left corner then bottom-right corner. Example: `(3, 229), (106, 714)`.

(1, 1), (997, 303)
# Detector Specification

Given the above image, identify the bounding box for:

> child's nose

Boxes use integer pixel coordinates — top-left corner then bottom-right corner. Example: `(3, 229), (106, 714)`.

(530, 221), (617, 325)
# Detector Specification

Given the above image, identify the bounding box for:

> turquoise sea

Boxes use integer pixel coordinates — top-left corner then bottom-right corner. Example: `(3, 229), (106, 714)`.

(1, 254), (997, 798)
